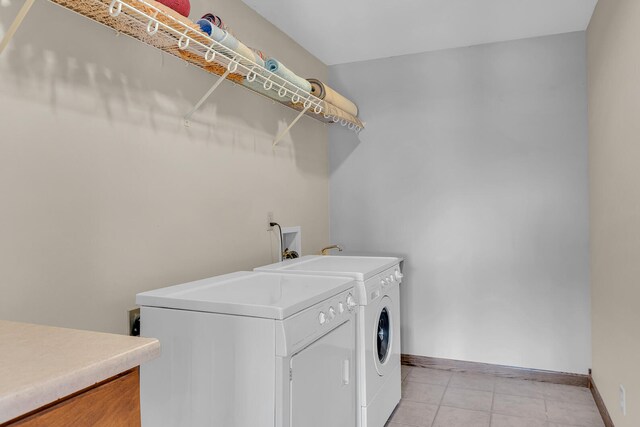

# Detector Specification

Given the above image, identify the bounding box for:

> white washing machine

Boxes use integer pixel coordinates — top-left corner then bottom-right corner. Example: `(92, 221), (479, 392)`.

(136, 271), (359, 427)
(255, 256), (403, 427)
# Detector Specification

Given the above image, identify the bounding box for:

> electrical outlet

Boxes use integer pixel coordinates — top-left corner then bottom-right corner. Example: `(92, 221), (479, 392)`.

(620, 384), (627, 416)
(267, 212), (274, 230)
(128, 308), (140, 336)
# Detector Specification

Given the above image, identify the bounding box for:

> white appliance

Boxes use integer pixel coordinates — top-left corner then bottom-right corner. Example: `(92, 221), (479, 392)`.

(255, 256), (403, 427)
(136, 271), (359, 427)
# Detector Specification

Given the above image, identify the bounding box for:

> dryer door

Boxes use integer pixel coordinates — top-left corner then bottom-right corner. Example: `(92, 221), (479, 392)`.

(373, 295), (397, 376)
(290, 320), (356, 427)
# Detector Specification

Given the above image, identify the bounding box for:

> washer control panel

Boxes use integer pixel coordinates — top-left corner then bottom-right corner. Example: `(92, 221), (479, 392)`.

(362, 264), (403, 305)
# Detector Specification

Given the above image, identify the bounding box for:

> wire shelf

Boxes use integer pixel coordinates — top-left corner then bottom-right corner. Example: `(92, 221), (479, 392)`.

(46, 0), (364, 134)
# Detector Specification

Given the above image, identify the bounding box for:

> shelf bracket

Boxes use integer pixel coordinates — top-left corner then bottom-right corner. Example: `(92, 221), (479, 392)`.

(273, 105), (311, 148)
(0, 0), (37, 55)
(183, 68), (231, 127)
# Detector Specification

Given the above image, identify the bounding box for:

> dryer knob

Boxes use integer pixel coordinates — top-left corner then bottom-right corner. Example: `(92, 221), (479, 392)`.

(380, 279), (386, 287)
(318, 312), (327, 325)
(395, 270), (403, 280)
(346, 294), (356, 310)
(389, 275), (395, 282)
(338, 302), (345, 313)
(328, 307), (336, 319)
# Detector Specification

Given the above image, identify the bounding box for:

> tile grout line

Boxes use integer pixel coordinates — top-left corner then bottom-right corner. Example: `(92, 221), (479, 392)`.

(543, 393), (549, 424)
(439, 370), (496, 427)
(489, 384), (496, 427)
(427, 369), (452, 427)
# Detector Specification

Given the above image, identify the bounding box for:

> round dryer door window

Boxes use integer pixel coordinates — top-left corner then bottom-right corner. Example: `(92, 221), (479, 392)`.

(377, 307), (391, 364)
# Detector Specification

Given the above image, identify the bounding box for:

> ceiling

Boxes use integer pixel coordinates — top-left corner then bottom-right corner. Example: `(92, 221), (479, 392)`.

(242, 0), (598, 65)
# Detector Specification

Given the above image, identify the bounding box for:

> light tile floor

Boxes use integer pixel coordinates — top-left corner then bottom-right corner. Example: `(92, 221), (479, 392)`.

(386, 365), (605, 427)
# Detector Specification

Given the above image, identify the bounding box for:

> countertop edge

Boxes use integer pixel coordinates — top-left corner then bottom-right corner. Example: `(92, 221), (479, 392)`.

(0, 338), (160, 424)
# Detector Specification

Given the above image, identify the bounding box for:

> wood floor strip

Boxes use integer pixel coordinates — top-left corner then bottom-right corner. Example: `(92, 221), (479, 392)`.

(589, 375), (615, 427)
(401, 354), (590, 387)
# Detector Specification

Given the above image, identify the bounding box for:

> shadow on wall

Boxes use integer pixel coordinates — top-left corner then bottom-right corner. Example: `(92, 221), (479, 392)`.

(0, 0), (325, 168)
(328, 125), (361, 175)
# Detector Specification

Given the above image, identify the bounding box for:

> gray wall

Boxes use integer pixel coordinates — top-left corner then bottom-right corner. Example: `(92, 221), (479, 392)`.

(329, 32), (590, 373)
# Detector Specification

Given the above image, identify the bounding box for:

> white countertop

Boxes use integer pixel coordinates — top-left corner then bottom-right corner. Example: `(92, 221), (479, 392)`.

(0, 320), (160, 423)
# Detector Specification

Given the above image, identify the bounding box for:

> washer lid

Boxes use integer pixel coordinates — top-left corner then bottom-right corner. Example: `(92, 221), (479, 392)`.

(255, 255), (402, 281)
(136, 272), (355, 320)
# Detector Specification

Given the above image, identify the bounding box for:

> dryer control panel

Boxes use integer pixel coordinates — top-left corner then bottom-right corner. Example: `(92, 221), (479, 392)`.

(275, 288), (358, 357)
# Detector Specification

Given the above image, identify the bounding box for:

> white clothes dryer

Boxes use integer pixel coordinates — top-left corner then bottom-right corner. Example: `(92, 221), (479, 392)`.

(255, 255), (403, 427)
(136, 271), (358, 427)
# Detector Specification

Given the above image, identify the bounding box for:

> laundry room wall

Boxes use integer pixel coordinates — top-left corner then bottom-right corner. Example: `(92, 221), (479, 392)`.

(588, 0), (640, 425)
(328, 32), (591, 374)
(0, 0), (330, 334)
